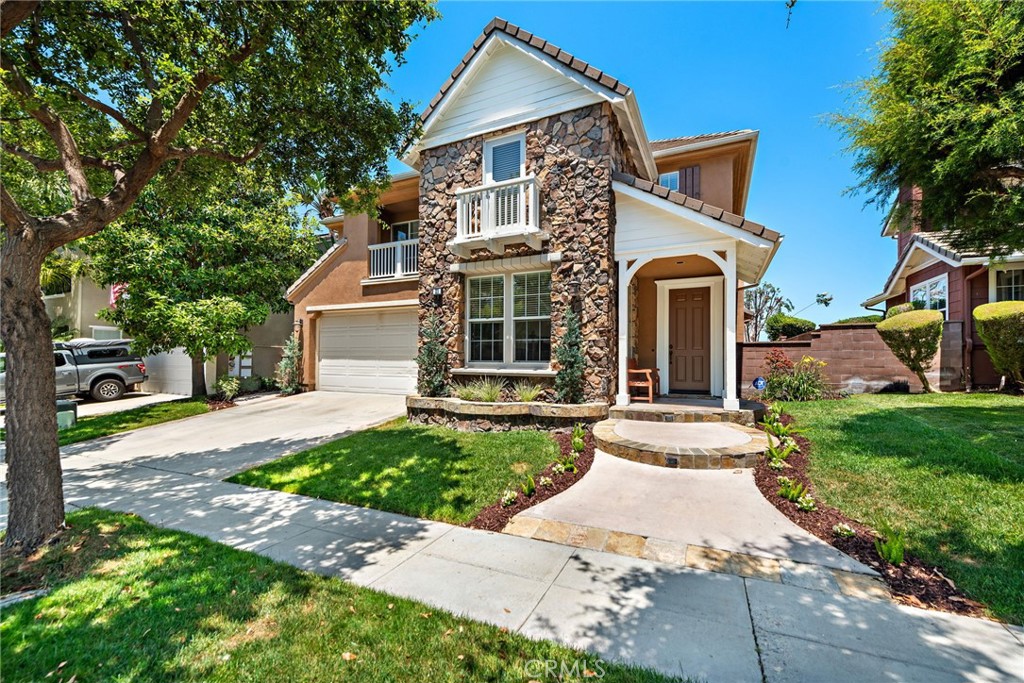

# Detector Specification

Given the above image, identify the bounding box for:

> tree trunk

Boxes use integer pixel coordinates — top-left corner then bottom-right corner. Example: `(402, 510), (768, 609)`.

(191, 355), (208, 397)
(1, 231), (65, 551)
(916, 370), (935, 393)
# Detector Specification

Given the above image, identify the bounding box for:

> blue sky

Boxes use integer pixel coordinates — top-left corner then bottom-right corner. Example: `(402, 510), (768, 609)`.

(386, 1), (896, 323)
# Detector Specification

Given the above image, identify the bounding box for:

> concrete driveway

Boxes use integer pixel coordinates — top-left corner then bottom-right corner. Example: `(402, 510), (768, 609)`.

(1, 391), (406, 487)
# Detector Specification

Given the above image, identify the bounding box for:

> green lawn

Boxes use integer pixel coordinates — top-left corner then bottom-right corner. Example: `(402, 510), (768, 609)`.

(0, 397), (210, 447)
(1, 509), (679, 683)
(783, 392), (1024, 624)
(228, 420), (560, 525)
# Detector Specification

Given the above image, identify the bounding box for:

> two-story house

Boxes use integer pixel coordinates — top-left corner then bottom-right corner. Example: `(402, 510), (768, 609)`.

(862, 186), (1024, 389)
(287, 18), (782, 409)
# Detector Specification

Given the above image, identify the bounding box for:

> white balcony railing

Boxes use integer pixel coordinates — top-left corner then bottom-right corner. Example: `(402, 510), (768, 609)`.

(367, 238), (419, 279)
(455, 175), (540, 243)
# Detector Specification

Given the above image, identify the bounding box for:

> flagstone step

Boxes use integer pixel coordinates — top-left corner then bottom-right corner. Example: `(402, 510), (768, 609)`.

(593, 418), (769, 469)
(608, 399), (766, 427)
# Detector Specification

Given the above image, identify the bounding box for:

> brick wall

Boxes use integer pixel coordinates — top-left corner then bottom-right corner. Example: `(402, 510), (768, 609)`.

(739, 322), (963, 395)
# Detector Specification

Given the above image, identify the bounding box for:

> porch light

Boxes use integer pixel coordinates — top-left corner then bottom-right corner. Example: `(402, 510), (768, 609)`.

(432, 286), (443, 307)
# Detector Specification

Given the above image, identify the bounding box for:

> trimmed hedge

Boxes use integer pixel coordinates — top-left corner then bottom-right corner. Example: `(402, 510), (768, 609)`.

(766, 313), (816, 341)
(973, 301), (1024, 386)
(876, 309), (944, 392)
(832, 314), (884, 325)
(885, 301), (924, 319)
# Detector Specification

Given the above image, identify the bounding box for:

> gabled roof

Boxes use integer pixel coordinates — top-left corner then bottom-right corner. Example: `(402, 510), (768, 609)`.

(286, 235), (349, 302)
(612, 171), (780, 242)
(403, 17), (657, 180)
(650, 130), (756, 154)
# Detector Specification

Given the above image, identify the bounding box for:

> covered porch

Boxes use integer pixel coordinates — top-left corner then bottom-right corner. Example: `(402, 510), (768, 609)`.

(611, 173), (781, 410)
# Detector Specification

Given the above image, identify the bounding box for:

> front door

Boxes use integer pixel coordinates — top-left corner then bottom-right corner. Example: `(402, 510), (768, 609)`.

(669, 287), (711, 392)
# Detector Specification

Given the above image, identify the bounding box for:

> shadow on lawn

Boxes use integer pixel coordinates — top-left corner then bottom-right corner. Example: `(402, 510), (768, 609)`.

(0, 508), (323, 682)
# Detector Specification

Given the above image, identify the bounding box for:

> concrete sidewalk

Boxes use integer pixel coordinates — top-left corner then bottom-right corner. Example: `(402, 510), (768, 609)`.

(1, 394), (1021, 682)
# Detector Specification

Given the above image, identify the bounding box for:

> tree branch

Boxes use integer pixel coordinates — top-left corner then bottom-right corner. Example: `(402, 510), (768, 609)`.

(0, 180), (32, 231)
(117, 9), (163, 131)
(0, 0), (39, 38)
(167, 143), (264, 164)
(42, 73), (146, 139)
(0, 54), (94, 202)
(1, 141), (126, 181)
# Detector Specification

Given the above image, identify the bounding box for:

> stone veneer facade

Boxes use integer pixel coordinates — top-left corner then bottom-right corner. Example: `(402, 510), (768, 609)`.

(417, 102), (637, 402)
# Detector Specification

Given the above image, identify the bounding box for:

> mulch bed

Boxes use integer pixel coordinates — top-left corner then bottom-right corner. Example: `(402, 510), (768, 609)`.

(206, 399), (237, 411)
(754, 414), (989, 619)
(468, 429), (596, 532)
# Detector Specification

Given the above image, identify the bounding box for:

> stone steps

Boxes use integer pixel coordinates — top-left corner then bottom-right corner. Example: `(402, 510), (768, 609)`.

(609, 402), (765, 427)
(593, 418), (769, 469)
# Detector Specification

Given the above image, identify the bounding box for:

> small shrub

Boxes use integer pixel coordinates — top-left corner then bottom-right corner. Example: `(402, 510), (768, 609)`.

(511, 380), (545, 402)
(215, 374), (241, 402)
(521, 475), (537, 497)
(765, 441), (797, 467)
(832, 315), (883, 325)
(275, 334), (303, 395)
(239, 375), (262, 394)
(416, 312), (450, 397)
(554, 307), (585, 404)
(571, 423), (586, 454)
(539, 476), (553, 487)
(795, 494), (817, 511)
(873, 520), (906, 566)
(500, 489), (518, 508)
(763, 354), (830, 402)
(777, 476), (807, 502)
(876, 310), (944, 392)
(554, 452), (578, 474)
(885, 301), (924, 319)
(766, 313), (816, 341)
(973, 301), (1024, 387)
(258, 375), (279, 392)
(833, 523), (856, 538)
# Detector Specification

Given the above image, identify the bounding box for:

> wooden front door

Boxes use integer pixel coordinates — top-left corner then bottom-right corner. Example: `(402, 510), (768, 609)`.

(669, 287), (711, 392)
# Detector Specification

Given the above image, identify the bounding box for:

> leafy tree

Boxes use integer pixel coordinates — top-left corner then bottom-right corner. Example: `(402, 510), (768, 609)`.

(834, 0), (1024, 255)
(87, 168), (320, 396)
(554, 308), (585, 404)
(744, 282), (793, 342)
(0, 0), (436, 550)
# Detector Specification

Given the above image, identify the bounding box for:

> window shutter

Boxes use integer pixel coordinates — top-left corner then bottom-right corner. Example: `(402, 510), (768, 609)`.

(491, 140), (522, 182)
(681, 165), (701, 199)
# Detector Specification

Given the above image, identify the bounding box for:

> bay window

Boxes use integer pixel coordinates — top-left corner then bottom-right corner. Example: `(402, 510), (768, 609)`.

(467, 271), (552, 366)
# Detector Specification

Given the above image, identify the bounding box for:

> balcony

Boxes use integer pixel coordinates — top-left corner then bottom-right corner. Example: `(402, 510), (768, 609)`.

(367, 238), (419, 280)
(451, 175), (545, 257)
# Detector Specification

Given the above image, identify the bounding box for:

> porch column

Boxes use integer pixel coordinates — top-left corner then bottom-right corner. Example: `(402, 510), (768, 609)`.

(723, 247), (739, 410)
(615, 258), (631, 406)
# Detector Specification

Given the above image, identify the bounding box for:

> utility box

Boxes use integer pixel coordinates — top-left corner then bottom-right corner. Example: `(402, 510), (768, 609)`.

(56, 399), (77, 430)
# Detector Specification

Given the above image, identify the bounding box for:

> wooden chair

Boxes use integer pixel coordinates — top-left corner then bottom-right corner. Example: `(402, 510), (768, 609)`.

(627, 359), (661, 403)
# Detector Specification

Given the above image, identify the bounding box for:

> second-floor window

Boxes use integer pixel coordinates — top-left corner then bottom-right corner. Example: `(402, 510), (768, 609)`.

(995, 268), (1024, 301)
(658, 165), (701, 198)
(391, 220), (419, 241)
(910, 274), (948, 318)
(658, 172), (679, 192)
(484, 133), (525, 184)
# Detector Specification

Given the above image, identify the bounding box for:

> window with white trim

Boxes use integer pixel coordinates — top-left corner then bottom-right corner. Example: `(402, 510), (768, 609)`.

(390, 220), (419, 242)
(910, 274), (948, 318)
(658, 172), (679, 192)
(466, 271), (552, 365)
(995, 268), (1024, 301)
(483, 133), (525, 184)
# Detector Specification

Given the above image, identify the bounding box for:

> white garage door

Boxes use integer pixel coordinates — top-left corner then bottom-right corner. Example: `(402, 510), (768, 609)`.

(318, 308), (418, 394)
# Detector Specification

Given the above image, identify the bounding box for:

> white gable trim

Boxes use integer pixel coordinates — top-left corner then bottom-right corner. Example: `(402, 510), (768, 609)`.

(613, 182), (774, 249)
(861, 240), (958, 307)
(404, 34), (656, 179)
(286, 238), (349, 302)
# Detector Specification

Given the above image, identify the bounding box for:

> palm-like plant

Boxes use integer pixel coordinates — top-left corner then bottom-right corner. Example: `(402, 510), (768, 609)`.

(39, 249), (89, 296)
(292, 172), (339, 221)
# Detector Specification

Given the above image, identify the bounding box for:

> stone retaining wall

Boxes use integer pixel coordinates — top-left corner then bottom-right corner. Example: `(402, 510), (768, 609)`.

(739, 322), (963, 395)
(407, 396), (608, 432)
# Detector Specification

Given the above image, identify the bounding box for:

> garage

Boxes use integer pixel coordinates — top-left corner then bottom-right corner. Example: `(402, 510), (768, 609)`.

(317, 307), (418, 394)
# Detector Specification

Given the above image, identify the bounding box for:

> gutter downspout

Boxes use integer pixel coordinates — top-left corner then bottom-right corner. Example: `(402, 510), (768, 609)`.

(963, 265), (989, 392)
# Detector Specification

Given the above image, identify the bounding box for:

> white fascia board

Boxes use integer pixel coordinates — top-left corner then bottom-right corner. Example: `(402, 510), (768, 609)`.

(650, 130), (758, 158)
(613, 182), (775, 249)
(750, 234), (783, 286)
(403, 33), (626, 168)
(307, 299), (419, 313)
(286, 237), (349, 302)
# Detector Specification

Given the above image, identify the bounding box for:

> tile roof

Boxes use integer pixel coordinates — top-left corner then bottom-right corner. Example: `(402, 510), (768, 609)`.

(649, 130), (754, 152)
(419, 17), (632, 124)
(612, 171), (780, 242)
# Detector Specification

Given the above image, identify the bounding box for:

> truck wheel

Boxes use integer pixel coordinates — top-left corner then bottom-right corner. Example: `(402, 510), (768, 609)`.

(91, 378), (126, 402)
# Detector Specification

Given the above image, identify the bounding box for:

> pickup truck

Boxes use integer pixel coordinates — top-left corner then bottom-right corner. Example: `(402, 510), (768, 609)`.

(0, 339), (148, 403)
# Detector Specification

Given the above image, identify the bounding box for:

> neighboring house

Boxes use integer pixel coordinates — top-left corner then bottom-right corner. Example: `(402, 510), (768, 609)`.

(44, 275), (293, 394)
(862, 186), (1024, 389)
(288, 18), (782, 408)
